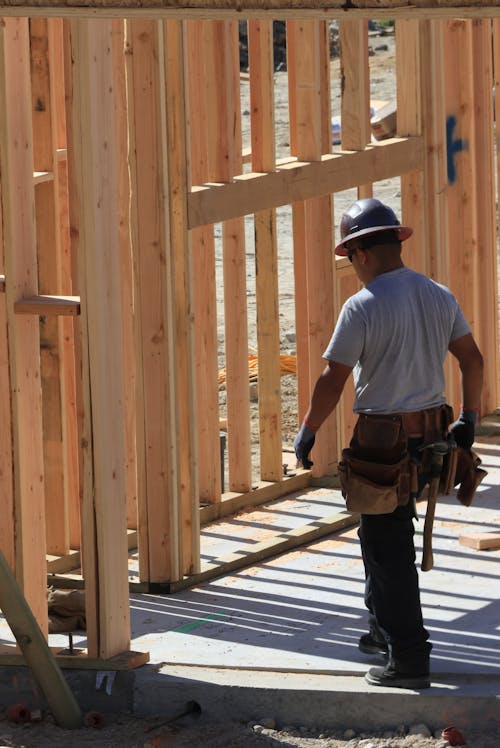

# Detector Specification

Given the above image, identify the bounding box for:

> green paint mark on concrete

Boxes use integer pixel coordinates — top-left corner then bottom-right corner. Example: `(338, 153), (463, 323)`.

(175, 611), (228, 633)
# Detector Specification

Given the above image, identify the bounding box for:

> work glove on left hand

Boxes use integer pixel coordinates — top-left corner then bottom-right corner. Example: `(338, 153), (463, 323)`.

(449, 409), (478, 450)
(294, 422), (316, 469)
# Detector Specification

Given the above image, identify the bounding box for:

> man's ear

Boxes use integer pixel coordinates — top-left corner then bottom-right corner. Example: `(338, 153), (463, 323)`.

(357, 247), (368, 265)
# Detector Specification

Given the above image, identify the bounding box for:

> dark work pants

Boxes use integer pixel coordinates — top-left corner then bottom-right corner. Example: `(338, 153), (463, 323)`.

(358, 499), (432, 673)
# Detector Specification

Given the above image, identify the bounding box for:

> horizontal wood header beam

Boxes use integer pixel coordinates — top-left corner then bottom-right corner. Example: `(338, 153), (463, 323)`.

(14, 294), (81, 316)
(188, 136), (423, 228)
(0, 2), (500, 19)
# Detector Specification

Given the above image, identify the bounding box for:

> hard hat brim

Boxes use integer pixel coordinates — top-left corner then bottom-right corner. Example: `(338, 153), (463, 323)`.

(335, 224), (413, 256)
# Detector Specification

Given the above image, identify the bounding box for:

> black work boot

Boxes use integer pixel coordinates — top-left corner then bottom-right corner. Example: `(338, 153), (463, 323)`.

(358, 633), (389, 656)
(365, 662), (430, 690)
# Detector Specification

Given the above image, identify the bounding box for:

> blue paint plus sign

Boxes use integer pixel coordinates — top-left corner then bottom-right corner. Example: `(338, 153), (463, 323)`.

(446, 115), (467, 184)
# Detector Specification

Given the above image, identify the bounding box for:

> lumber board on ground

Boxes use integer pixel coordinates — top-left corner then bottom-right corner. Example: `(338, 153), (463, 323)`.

(458, 532), (500, 550)
(199, 471), (311, 523)
(188, 137), (424, 228)
(0, 644), (149, 670)
(46, 529), (138, 574)
(165, 510), (359, 593)
(0, 17), (48, 633)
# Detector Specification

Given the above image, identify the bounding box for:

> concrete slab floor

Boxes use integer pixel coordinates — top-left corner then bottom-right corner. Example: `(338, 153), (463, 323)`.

(0, 436), (498, 729)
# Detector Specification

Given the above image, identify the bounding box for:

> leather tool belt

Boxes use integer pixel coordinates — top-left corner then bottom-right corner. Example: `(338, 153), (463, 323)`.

(338, 404), (455, 515)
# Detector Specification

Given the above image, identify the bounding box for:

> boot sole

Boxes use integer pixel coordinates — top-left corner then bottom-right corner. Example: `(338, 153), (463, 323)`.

(358, 643), (389, 656)
(365, 672), (430, 689)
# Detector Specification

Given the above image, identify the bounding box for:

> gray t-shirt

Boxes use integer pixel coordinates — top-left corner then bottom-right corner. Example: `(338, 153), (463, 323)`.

(323, 266), (471, 413)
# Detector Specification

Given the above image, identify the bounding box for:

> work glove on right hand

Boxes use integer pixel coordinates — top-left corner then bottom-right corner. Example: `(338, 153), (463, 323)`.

(449, 409), (478, 450)
(294, 422), (316, 469)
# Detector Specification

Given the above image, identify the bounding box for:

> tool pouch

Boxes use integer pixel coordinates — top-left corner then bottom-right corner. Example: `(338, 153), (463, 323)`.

(338, 448), (407, 514)
(454, 447), (488, 506)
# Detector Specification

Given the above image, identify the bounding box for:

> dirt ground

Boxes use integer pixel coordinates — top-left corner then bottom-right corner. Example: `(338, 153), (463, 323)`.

(1, 709), (499, 748)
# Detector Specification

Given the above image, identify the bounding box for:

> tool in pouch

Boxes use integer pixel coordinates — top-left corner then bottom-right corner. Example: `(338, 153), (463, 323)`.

(420, 434), (457, 572)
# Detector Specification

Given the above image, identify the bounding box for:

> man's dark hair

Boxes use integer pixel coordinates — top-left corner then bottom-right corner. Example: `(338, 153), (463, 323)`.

(358, 229), (401, 250)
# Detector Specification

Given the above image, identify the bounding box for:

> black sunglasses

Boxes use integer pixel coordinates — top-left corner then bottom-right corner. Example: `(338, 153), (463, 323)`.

(345, 243), (357, 263)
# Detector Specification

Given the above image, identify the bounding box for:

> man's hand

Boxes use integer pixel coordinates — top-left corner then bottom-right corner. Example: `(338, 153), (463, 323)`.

(294, 422), (316, 469)
(450, 409), (478, 450)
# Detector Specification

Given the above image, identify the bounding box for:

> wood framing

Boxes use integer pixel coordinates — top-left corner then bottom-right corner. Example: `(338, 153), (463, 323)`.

(188, 138), (424, 228)
(0, 6), (499, 667)
(68, 18), (130, 658)
(249, 18), (282, 482)
(0, 18), (48, 632)
(5, 1), (500, 20)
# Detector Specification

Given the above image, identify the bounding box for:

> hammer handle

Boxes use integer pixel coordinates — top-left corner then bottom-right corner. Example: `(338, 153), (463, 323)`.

(421, 483), (438, 571)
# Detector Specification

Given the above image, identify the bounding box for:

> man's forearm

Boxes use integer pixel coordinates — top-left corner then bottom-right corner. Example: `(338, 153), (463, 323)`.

(304, 362), (352, 430)
(460, 356), (484, 412)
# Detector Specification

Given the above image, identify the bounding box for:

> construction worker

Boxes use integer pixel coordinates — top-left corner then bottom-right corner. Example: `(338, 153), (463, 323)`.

(294, 198), (484, 689)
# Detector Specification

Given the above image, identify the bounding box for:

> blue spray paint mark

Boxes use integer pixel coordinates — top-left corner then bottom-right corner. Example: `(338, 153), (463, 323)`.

(446, 115), (468, 184)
